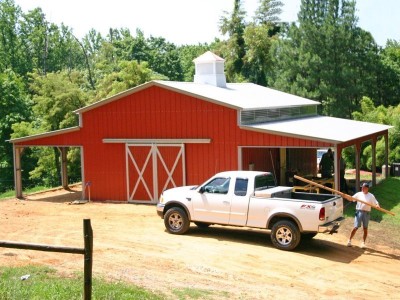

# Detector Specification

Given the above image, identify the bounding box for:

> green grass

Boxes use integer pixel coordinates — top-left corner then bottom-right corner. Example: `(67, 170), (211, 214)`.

(0, 265), (164, 300)
(0, 265), (227, 300)
(0, 186), (50, 200)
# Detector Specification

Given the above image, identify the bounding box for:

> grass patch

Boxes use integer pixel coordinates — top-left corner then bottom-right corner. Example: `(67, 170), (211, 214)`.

(0, 265), (227, 300)
(0, 265), (164, 300)
(0, 186), (50, 200)
(172, 287), (229, 300)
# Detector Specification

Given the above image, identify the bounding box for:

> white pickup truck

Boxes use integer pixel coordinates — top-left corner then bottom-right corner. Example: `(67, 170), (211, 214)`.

(156, 171), (344, 250)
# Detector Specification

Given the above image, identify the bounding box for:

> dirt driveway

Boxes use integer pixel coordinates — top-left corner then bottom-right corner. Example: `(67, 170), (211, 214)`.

(1, 187), (399, 299)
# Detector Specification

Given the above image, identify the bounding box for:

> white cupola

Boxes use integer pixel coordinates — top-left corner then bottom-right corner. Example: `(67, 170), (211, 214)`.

(193, 51), (227, 88)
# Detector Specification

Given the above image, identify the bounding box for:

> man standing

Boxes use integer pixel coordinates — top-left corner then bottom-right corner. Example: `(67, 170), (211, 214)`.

(319, 148), (333, 178)
(347, 182), (380, 248)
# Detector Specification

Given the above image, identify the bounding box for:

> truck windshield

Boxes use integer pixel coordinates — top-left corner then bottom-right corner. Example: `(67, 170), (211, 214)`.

(254, 174), (276, 190)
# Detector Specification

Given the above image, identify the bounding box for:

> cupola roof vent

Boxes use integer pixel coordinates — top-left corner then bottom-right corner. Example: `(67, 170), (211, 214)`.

(193, 51), (226, 88)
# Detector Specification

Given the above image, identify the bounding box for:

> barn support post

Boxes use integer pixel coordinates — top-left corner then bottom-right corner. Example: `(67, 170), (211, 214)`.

(384, 133), (389, 178)
(371, 137), (377, 186)
(333, 146), (339, 191)
(279, 148), (286, 185)
(13, 146), (24, 199)
(355, 143), (361, 192)
(238, 147), (243, 170)
(58, 147), (69, 189)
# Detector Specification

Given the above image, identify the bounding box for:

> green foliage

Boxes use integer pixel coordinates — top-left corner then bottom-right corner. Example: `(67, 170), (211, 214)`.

(218, 0), (283, 84)
(219, 0), (247, 82)
(377, 40), (400, 106)
(352, 97), (400, 168)
(242, 23), (274, 85)
(9, 71), (88, 187)
(254, 0), (283, 25)
(29, 70), (88, 130)
(92, 60), (153, 101)
(269, 0), (381, 118)
(0, 70), (31, 191)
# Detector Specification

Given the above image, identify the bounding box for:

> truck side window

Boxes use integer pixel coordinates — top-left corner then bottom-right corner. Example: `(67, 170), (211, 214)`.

(204, 177), (230, 194)
(234, 178), (248, 196)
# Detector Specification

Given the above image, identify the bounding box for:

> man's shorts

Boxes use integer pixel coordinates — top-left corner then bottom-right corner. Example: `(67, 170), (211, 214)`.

(354, 210), (370, 228)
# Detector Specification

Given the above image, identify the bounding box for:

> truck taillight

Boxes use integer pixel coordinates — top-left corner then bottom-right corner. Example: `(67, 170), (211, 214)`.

(319, 207), (325, 221)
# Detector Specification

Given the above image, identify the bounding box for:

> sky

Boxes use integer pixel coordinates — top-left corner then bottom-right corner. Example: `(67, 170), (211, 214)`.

(13, 0), (400, 47)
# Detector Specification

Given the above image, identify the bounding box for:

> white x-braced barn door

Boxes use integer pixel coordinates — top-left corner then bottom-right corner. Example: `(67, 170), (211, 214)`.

(126, 144), (185, 203)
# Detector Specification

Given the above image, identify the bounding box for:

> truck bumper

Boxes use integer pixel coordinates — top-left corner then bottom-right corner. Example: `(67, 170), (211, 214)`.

(318, 217), (344, 234)
(156, 203), (165, 218)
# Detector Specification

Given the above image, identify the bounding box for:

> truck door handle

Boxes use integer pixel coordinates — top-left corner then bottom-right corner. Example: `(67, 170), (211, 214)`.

(223, 201), (230, 205)
(186, 197), (191, 201)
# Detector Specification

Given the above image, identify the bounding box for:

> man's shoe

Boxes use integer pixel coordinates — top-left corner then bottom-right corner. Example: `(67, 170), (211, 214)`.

(360, 242), (366, 249)
(347, 240), (352, 247)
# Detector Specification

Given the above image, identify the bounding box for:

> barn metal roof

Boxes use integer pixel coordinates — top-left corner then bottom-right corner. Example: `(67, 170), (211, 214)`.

(242, 116), (392, 144)
(155, 80), (319, 110)
(74, 80), (319, 114)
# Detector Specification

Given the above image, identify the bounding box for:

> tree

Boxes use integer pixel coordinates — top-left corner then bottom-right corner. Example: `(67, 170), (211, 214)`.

(352, 97), (400, 169)
(376, 40), (400, 107)
(219, 0), (247, 82)
(254, 0), (283, 24)
(92, 60), (153, 102)
(147, 36), (183, 81)
(10, 70), (88, 187)
(0, 70), (31, 191)
(269, 0), (381, 118)
(0, 0), (22, 73)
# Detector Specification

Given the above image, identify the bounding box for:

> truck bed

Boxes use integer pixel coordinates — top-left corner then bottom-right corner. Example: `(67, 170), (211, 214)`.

(289, 192), (337, 202)
(254, 186), (339, 203)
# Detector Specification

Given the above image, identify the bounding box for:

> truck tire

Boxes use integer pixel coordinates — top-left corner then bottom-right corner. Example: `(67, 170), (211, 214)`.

(164, 207), (190, 234)
(271, 220), (301, 251)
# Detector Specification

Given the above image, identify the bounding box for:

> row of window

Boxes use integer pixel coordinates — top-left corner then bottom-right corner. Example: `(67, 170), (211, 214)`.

(203, 174), (276, 196)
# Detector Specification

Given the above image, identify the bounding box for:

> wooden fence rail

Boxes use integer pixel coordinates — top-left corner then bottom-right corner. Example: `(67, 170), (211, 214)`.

(0, 219), (93, 300)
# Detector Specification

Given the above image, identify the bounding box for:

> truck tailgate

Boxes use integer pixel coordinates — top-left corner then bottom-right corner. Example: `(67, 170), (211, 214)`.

(323, 195), (343, 222)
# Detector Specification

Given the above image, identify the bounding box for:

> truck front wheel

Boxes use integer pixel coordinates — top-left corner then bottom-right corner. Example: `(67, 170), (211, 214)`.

(164, 207), (190, 234)
(271, 220), (301, 251)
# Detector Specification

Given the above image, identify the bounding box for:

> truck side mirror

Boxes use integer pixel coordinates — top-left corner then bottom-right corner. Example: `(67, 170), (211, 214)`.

(199, 186), (205, 194)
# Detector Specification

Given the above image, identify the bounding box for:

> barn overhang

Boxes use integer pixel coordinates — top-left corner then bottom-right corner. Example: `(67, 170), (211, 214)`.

(240, 115), (392, 190)
(239, 116), (391, 145)
(8, 126), (81, 145)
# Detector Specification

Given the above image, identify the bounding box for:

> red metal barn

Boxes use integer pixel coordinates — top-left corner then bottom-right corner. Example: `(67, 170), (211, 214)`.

(10, 52), (391, 203)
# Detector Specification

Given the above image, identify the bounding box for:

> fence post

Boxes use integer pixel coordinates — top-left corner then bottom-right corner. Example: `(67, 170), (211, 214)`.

(83, 219), (93, 300)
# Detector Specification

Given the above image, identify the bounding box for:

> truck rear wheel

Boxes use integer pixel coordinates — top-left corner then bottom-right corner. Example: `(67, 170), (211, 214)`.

(164, 207), (190, 234)
(271, 220), (301, 251)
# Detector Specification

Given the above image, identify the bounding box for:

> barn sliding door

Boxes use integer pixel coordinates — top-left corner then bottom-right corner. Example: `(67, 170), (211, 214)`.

(126, 144), (185, 203)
